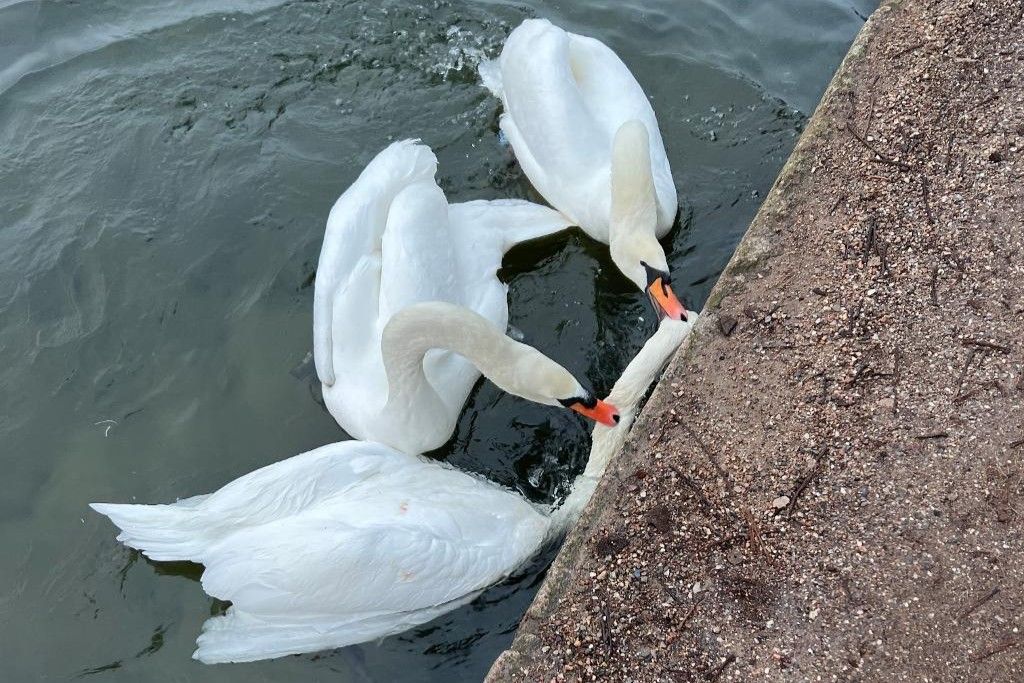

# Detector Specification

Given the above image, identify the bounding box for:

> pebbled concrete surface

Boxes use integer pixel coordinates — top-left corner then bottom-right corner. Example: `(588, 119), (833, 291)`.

(487, 0), (1024, 680)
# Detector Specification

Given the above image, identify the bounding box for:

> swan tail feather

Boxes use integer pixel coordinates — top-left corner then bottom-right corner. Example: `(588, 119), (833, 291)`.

(193, 594), (481, 664)
(90, 501), (211, 563)
(478, 58), (503, 96)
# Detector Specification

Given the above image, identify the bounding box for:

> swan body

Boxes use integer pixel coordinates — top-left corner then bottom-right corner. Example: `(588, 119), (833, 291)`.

(90, 315), (696, 664)
(93, 441), (550, 663)
(480, 20), (686, 317)
(313, 140), (572, 453)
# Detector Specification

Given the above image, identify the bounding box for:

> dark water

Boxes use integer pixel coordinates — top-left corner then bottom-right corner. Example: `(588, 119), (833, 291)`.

(0, 1), (874, 680)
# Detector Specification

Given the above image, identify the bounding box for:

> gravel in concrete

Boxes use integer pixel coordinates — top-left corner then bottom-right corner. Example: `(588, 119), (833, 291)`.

(488, 0), (1024, 680)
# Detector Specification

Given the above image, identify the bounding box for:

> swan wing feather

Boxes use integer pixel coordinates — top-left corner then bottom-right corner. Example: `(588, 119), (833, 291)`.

(486, 19), (677, 236)
(313, 140), (437, 387)
(197, 458), (547, 616)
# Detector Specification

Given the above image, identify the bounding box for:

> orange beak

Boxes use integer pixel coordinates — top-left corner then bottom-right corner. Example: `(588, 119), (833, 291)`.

(648, 278), (687, 321)
(570, 399), (620, 427)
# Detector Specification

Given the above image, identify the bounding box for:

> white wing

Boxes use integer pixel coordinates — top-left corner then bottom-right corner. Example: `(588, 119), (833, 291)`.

(312, 140), (437, 388)
(447, 198), (571, 325)
(91, 441), (411, 562)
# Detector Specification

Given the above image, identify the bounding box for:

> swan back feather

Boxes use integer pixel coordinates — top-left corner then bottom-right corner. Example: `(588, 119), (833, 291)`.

(481, 18), (676, 239)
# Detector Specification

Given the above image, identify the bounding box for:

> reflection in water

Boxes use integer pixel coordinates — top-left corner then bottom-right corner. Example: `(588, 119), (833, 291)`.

(0, 0), (875, 680)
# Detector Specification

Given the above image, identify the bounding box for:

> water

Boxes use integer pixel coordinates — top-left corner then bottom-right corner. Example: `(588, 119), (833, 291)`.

(0, 1), (874, 680)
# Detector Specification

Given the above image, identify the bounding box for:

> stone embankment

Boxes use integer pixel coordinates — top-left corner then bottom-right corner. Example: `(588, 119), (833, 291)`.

(488, 0), (1024, 679)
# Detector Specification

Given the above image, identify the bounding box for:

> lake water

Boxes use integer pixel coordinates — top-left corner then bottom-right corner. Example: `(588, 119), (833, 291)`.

(0, 1), (874, 680)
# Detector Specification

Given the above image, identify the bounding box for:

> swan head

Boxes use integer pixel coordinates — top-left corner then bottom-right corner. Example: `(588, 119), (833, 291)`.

(609, 234), (688, 321)
(642, 261), (688, 322)
(499, 346), (620, 427)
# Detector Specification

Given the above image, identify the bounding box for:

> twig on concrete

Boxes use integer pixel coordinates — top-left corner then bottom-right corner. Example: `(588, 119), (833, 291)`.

(953, 385), (984, 404)
(954, 380), (1004, 404)
(955, 349), (976, 395)
(676, 420), (729, 481)
(846, 122), (914, 171)
(930, 266), (940, 306)
(658, 577), (686, 606)
(740, 506), (763, 555)
(892, 351), (902, 415)
(958, 586), (1000, 620)
(893, 41), (927, 58)
(828, 195), (846, 216)
(970, 638), (1020, 662)
(915, 432), (949, 440)
(862, 219), (877, 265)
(963, 338), (1011, 354)
(863, 74), (881, 137)
(680, 594), (706, 630)
(706, 654), (737, 681)
(1010, 438), (1024, 449)
(789, 449), (827, 514)
(921, 176), (935, 224)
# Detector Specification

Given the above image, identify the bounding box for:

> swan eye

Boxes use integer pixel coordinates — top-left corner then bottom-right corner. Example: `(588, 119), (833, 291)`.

(558, 393), (596, 409)
(641, 262), (671, 290)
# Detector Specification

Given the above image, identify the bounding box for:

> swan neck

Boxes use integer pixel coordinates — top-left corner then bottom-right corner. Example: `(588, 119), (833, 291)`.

(548, 318), (693, 536)
(609, 120), (665, 287)
(381, 303), (518, 410)
(610, 119), (657, 240)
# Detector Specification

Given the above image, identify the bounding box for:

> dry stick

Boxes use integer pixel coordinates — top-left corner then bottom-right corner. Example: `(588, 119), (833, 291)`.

(676, 420), (729, 481)
(658, 577), (687, 606)
(789, 449), (827, 514)
(959, 586), (1000, 621)
(828, 194), (846, 216)
(915, 432), (949, 440)
(893, 41), (927, 58)
(955, 349), (977, 396)
(669, 466), (714, 514)
(963, 338), (1011, 354)
(863, 74), (881, 137)
(945, 131), (956, 171)
(680, 594), (706, 630)
(930, 266), (940, 306)
(892, 351), (902, 415)
(846, 122), (915, 171)
(954, 385), (985, 405)
(970, 638), (1021, 663)
(706, 654), (737, 681)
(1009, 438), (1024, 449)
(954, 380), (1004, 405)
(921, 176), (935, 224)
(862, 220), (877, 265)
(740, 506), (763, 556)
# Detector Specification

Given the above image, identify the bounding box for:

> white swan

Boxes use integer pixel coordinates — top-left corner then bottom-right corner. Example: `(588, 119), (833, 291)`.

(479, 19), (687, 321)
(313, 140), (577, 454)
(90, 315), (694, 664)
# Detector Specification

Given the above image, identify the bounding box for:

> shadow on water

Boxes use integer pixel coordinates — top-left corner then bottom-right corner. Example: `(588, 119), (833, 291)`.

(0, 0), (875, 680)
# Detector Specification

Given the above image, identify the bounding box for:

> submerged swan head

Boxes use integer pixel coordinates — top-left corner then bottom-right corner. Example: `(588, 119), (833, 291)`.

(609, 120), (688, 322)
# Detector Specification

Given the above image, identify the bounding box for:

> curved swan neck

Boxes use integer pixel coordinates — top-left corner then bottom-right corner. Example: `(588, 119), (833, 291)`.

(609, 120), (667, 288)
(380, 302), (526, 409)
(548, 317), (694, 535)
